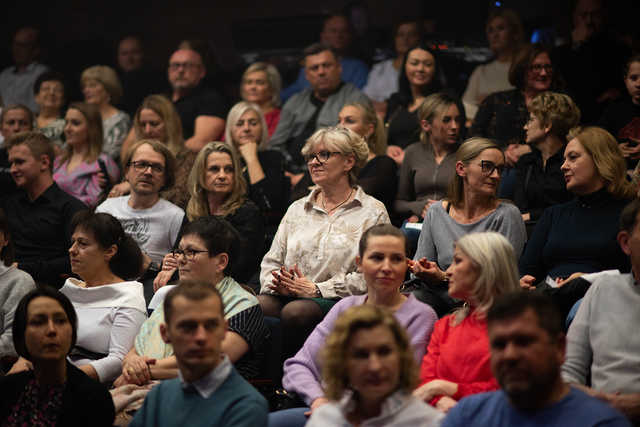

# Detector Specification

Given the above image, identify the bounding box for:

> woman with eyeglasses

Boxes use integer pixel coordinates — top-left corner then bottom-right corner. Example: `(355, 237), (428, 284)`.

(259, 127), (390, 359)
(409, 137), (526, 317)
(53, 102), (120, 208)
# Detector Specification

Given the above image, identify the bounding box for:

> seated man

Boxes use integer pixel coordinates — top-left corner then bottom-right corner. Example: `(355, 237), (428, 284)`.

(1, 132), (85, 288)
(442, 292), (630, 427)
(562, 198), (640, 424)
(0, 104), (33, 196)
(115, 217), (268, 385)
(129, 280), (268, 427)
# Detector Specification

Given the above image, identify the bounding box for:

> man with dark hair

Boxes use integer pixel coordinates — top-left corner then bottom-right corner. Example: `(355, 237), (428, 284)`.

(562, 199), (640, 424)
(1, 132), (86, 288)
(270, 42), (368, 177)
(442, 292), (630, 426)
(129, 280), (268, 427)
(0, 104), (34, 195)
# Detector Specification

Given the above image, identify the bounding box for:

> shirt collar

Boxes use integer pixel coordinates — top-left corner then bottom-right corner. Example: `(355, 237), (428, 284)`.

(303, 185), (365, 212)
(18, 182), (58, 204)
(338, 389), (409, 420)
(178, 355), (232, 399)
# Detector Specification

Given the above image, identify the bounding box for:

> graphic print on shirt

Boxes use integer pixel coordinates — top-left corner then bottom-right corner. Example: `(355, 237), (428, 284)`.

(119, 217), (150, 245)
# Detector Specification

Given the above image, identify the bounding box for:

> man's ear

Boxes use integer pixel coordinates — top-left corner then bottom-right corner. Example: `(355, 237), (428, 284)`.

(39, 154), (51, 173)
(160, 323), (171, 344)
(617, 230), (632, 256)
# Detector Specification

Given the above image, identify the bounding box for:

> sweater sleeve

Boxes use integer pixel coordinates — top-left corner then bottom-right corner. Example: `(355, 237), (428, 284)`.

(395, 148), (426, 217)
(0, 270), (36, 357)
(519, 206), (554, 278)
(413, 205), (439, 264)
(562, 280), (596, 385)
(268, 97), (297, 160)
(470, 94), (495, 138)
(221, 394), (269, 427)
(497, 203), (527, 259)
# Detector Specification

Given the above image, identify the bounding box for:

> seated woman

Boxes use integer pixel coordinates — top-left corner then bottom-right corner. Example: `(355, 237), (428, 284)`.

(385, 42), (443, 165)
(410, 137), (526, 317)
(0, 207), (36, 372)
(225, 101), (289, 232)
(395, 92), (464, 224)
(112, 94), (196, 209)
(519, 126), (635, 314)
(413, 232), (521, 412)
(240, 62), (283, 138)
(116, 216), (268, 384)
(34, 71), (67, 150)
(259, 127), (390, 359)
(0, 287), (115, 425)
(307, 305), (443, 427)
(81, 65), (131, 161)
(53, 102), (119, 208)
(339, 101), (397, 213)
(514, 91), (580, 223)
(462, 8), (524, 120)
(270, 224), (437, 426)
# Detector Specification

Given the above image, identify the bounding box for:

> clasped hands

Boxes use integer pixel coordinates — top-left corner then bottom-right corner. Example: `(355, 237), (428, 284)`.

(269, 264), (319, 298)
(114, 353), (157, 387)
(412, 379), (459, 413)
(408, 257), (447, 283)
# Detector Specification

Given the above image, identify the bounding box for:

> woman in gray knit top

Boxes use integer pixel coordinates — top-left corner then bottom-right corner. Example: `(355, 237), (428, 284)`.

(408, 137), (526, 316)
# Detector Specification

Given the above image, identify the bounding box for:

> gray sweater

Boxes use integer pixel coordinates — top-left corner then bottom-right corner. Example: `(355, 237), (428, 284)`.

(563, 273), (640, 394)
(414, 201), (526, 271)
(0, 264), (36, 357)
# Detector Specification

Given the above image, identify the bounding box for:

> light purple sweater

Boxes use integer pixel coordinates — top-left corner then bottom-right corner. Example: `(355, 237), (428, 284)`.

(282, 294), (437, 405)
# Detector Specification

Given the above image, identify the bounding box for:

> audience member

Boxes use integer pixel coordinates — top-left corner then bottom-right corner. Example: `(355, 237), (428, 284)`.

(562, 198), (640, 424)
(169, 141), (264, 285)
(338, 101), (397, 213)
(462, 8), (524, 120)
(0, 26), (48, 113)
(259, 127), (389, 359)
(167, 47), (227, 151)
(395, 92), (464, 223)
(0, 105), (33, 196)
(96, 139), (185, 298)
(306, 305), (443, 426)
(129, 280), (268, 427)
(0, 207), (36, 370)
(413, 232), (520, 412)
(271, 224), (437, 426)
(363, 18), (421, 107)
(2, 131), (86, 288)
(281, 14), (369, 102)
(240, 62), (283, 138)
(599, 54), (640, 167)
(33, 71), (66, 149)
(552, 0), (630, 123)
(268, 43), (369, 178)
(81, 65), (131, 161)
(385, 43), (444, 165)
(519, 127), (634, 310)
(116, 94), (196, 209)
(442, 292), (631, 426)
(514, 92), (581, 223)
(53, 102), (119, 208)
(410, 138), (526, 316)
(0, 287), (115, 426)
(224, 101), (289, 232)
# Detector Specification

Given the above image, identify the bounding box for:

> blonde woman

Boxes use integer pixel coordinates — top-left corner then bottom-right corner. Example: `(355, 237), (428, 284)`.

(240, 62), (282, 137)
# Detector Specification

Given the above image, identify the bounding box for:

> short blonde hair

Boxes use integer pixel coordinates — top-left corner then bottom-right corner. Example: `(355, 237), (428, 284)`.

(451, 232), (521, 325)
(241, 62), (282, 107)
(341, 101), (387, 156)
(134, 94), (184, 155)
(186, 141), (247, 220)
(81, 65), (123, 105)
(321, 305), (417, 401)
(528, 92), (581, 141)
(59, 102), (103, 165)
(301, 127), (369, 186)
(567, 126), (635, 199)
(224, 101), (268, 149)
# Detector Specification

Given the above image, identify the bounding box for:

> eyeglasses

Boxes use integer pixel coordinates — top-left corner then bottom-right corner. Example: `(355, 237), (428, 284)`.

(478, 160), (505, 176)
(129, 161), (165, 174)
(172, 248), (209, 260)
(303, 150), (342, 164)
(168, 62), (200, 71)
(530, 64), (553, 73)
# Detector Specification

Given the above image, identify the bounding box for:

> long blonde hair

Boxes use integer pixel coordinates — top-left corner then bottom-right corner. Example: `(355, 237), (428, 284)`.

(133, 94), (184, 155)
(186, 141), (248, 220)
(341, 101), (387, 156)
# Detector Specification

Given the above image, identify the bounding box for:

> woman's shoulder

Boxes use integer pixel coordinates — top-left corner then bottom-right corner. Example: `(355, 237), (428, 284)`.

(496, 200), (524, 216)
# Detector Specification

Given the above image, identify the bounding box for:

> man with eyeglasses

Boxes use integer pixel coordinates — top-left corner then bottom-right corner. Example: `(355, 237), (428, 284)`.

(96, 139), (186, 303)
(168, 48), (226, 152)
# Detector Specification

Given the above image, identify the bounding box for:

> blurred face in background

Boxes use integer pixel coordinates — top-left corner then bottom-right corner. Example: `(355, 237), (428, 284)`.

(118, 37), (144, 72)
(394, 22), (420, 56)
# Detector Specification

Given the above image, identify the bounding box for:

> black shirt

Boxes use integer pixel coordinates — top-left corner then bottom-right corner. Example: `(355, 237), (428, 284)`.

(1, 182), (86, 287)
(0, 147), (17, 198)
(173, 84), (228, 139)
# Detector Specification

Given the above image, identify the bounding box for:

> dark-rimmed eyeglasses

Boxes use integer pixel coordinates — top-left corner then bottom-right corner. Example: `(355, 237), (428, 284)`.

(303, 150), (342, 164)
(529, 64), (553, 73)
(172, 248), (209, 260)
(478, 160), (505, 176)
(129, 161), (165, 174)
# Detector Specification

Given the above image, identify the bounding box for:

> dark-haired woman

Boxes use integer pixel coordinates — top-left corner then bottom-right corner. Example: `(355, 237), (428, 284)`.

(0, 287), (115, 425)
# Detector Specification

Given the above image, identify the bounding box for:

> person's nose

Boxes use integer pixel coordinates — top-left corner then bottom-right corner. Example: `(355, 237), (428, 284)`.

(560, 159), (569, 172)
(144, 123), (153, 135)
(367, 353), (382, 371)
(46, 318), (58, 335)
(193, 324), (208, 342)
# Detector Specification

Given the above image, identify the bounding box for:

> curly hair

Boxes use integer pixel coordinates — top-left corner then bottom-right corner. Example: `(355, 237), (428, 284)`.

(528, 92), (581, 141)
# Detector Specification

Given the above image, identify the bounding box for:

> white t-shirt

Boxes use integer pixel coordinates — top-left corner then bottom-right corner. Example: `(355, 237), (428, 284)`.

(96, 196), (184, 265)
(462, 59), (514, 119)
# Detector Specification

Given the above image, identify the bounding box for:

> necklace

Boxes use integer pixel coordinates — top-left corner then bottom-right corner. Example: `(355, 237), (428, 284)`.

(322, 188), (354, 214)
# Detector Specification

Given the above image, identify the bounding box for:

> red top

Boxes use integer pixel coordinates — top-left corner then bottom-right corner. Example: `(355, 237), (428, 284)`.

(419, 311), (499, 405)
(264, 108), (281, 139)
